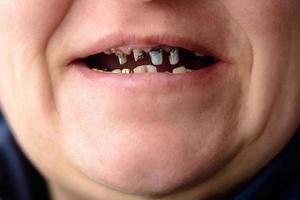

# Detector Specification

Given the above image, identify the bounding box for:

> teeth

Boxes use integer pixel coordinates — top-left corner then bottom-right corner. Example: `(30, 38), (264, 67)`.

(149, 48), (163, 65)
(133, 49), (144, 62)
(121, 68), (130, 74)
(132, 65), (158, 73)
(116, 52), (128, 65)
(169, 48), (180, 65)
(194, 52), (206, 57)
(118, 47), (132, 55)
(112, 69), (122, 73)
(146, 65), (157, 72)
(133, 65), (147, 73)
(92, 68), (104, 72)
(172, 66), (187, 74)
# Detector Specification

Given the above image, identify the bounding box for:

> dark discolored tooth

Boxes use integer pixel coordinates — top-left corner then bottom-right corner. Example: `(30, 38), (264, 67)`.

(133, 49), (144, 62)
(149, 48), (163, 65)
(169, 48), (180, 65)
(116, 51), (128, 65)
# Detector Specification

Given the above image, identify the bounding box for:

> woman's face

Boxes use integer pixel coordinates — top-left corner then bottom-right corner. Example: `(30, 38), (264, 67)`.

(0, 0), (299, 199)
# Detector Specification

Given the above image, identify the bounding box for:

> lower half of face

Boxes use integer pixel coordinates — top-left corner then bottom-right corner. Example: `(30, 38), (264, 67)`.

(0, 0), (300, 199)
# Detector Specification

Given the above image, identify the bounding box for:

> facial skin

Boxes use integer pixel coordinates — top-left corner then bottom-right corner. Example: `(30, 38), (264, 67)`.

(0, 0), (300, 199)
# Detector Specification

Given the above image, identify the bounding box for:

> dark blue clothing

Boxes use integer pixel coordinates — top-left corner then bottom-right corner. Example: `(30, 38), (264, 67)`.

(0, 113), (48, 200)
(0, 111), (300, 200)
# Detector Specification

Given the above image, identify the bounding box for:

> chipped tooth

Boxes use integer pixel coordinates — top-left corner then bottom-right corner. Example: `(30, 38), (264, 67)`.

(112, 69), (122, 73)
(133, 65), (147, 73)
(146, 65), (157, 72)
(118, 47), (132, 55)
(149, 48), (163, 65)
(121, 68), (130, 74)
(116, 52), (128, 65)
(133, 49), (144, 62)
(169, 48), (180, 65)
(172, 66), (187, 74)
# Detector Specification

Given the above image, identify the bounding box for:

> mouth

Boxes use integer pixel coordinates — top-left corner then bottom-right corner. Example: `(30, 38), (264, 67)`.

(75, 44), (218, 74)
(67, 34), (230, 90)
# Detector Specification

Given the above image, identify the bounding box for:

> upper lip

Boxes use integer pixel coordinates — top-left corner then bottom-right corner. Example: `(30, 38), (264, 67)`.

(68, 32), (232, 65)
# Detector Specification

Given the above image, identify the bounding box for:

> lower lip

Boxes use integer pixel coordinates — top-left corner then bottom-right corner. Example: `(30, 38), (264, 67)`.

(67, 62), (229, 91)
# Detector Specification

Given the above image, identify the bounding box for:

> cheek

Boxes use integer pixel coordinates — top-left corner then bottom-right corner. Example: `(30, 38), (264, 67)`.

(223, 0), (299, 36)
(0, 1), (73, 42)
(0, 0), (73, 107)
(222, 0), (300, 145)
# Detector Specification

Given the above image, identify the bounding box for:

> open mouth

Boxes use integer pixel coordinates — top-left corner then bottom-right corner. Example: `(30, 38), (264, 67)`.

(75, 45), (218, 74)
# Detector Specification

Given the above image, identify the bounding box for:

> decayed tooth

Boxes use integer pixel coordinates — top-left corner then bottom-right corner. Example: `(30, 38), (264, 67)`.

(116, 51), (128, 65)
(172, 66), (187, 74)
(121, 68), (130, 74)
(186, 69), (193, 73)
(112, 69), (122, 73)
(133, 65), (147, 73)
(149, 48), (163, 65)
(118, 47), (132, 55)
(133, 49), (144, 62)
(146, 65), (157, 72)
(169, 48), (180, 65)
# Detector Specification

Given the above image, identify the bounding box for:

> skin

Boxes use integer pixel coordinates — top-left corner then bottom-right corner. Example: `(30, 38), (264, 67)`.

(0, 0), (300, 199)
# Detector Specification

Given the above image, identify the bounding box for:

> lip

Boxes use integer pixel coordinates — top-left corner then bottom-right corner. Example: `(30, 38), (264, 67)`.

(68, 61), (228, 93)
(65, 32), (232, 91)
(67, 33), (233, 65)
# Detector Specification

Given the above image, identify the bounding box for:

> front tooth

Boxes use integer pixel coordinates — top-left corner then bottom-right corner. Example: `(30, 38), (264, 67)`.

(172, 66), (187, 74)
(133, 49), (144, 62)
(116, 52), (128, 65)
(169, 48), (180, 65)
(121, 68), (130, 74)
(118, 47), (132, 55)
(146, 65), (157, 72)
(112, 69), (122, 73)
(133, 65), (147, 73)
(149, 48), (163, 65)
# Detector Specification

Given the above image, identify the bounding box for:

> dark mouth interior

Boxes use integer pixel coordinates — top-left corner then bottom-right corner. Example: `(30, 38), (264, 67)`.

(78, 48), (218, 72)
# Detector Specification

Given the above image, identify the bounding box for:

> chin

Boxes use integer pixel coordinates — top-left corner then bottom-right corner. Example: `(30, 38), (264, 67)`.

(61, 112), (240, 196)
